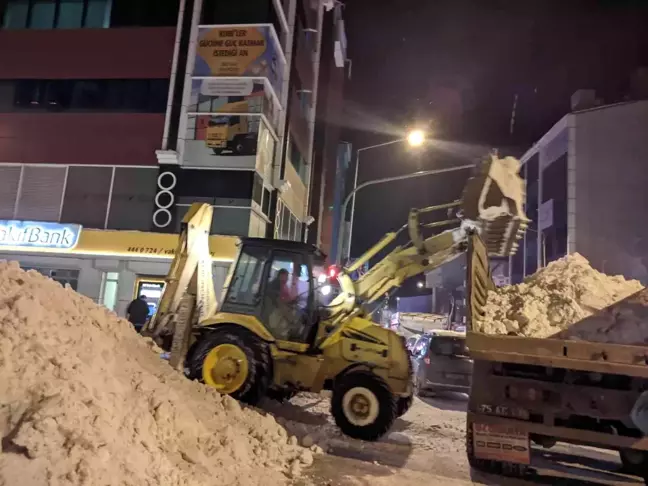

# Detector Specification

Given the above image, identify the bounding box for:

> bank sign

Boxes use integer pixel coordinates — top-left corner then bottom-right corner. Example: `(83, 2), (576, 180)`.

(0, 220), (81, 250)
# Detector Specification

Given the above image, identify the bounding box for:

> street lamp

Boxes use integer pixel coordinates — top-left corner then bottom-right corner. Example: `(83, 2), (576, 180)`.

(416, 281), (425, 289)
(407, 130), (425, 147)
(346, 129), (427, 262)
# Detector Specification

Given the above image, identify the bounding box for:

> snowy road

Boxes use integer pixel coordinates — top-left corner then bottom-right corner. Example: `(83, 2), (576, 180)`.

(262, 392), (645, 486)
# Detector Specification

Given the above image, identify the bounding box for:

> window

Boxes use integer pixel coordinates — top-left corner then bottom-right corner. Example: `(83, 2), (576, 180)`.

(109, 0), (178, 27)
(0, 166), (21, 219)
(1, 0), (112, 30)
(106, 168), (157, 231)
(24, 267), (79, 291)
(264, 251), (312, 341)
(289, 140), (308, 183)
(8, 79), (168, 113)
(224, 245), (269, 306)
(15, 165), (66, 222)
(57, 0), (83, 28)
(100, 272), (119, 310)
(211, 207), (251, 236)
(252, 173), (263, 206)
(201, 0), (282, 38)
(60, 166), (112, 229)
(85, 0), (111, 27)
(2, 0), (29, 29)
(262, 187), (271, 216)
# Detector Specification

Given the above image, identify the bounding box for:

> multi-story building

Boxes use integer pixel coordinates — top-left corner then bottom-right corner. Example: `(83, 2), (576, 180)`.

(0, 0), (339, 316)
(308, 2), (349, 260)
(510, 91), (648, 285)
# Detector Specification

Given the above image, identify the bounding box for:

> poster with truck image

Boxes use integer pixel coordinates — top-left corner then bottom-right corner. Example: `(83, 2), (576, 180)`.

(184, 78), (278, 168)
(194, 25), (285, 96)
(188, 79), (279, 133)
(185, 113), (261, 168)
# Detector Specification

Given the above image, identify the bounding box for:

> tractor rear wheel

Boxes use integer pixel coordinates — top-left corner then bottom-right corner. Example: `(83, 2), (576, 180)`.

(331, 370), (397, 441)
(188, 327), (271, 405)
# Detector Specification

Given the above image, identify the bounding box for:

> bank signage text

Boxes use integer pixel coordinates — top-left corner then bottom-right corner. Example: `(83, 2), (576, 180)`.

(0, 220), (82, 250)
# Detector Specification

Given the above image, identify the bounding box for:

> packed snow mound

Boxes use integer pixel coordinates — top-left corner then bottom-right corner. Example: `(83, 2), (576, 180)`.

(0, 261), (311, 486)
(479, 253), (645, 340)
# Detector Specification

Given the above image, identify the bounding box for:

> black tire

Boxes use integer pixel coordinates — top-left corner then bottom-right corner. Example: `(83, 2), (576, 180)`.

(619, 448), (648, 477)
(331, 370), (397, 441)
(397, 394), (414, 417)
(188, 327), (271, 405)
(466, 416), (529, 477)
(266, 388), (296, 403)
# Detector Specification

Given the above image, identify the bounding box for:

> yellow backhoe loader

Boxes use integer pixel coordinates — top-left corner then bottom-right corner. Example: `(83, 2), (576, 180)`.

(143, 154), (528, 441)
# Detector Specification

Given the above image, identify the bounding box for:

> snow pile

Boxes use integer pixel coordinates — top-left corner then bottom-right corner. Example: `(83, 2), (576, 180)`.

(479, 253), (645, 341)
(0, 261), (312, 486)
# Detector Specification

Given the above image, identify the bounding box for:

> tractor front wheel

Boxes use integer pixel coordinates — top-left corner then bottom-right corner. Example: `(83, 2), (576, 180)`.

(188, 327), (271, 405)
(331, 370), (397, 441)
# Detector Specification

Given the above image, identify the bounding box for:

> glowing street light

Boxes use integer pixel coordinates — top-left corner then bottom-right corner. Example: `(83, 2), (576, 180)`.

(407, 129), (426, 147)
(416, 281), (425, 289)
(344, 128), (429, 262)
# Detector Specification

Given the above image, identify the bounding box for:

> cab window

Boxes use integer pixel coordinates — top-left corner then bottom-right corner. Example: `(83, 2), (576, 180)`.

(263, 251), (314, 342)
(224, 246), (269, 306)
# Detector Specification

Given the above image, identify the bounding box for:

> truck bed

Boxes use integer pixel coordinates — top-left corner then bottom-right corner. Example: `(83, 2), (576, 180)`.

(465, 233), (648, 379)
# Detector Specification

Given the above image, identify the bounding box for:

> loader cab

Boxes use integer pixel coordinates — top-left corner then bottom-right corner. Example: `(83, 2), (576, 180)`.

(220, 238), (328, 347)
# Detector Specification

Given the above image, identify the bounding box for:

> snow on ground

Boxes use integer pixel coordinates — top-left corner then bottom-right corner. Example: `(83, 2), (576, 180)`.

(261, 391), (474, 485)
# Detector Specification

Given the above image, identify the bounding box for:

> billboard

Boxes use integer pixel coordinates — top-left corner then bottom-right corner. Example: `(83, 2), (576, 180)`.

(188, 79), (279, 132)
(194, 25), (285, 96)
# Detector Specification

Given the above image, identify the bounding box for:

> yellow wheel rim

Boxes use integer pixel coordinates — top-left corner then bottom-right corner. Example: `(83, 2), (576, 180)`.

(202, 343), (249, 394)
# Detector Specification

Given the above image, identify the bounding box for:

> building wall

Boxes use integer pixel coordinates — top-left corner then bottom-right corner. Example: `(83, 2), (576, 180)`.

(0, 250), (231, 318)
(512, 100), (648, 284)
(0, 113), (164, 165)
(0, 28), (175, 79)
(572, 101), (648, 282)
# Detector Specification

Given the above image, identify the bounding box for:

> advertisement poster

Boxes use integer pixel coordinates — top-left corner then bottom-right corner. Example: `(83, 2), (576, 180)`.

(188, 79), (279, 132)
(194, 25), (285, 96)
(184, 113), (262, 168)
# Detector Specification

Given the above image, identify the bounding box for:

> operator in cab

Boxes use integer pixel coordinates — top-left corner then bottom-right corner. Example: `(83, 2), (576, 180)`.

(266, 268), (300, 340)
(126, 295), (150, 333)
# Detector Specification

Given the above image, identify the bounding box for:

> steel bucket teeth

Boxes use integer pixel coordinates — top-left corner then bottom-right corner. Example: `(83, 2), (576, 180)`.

(462, 155), (529, 257)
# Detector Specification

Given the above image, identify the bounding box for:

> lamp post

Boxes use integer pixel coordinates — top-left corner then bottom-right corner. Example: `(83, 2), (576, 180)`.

(335, 163), (476, 266)
(345, 130), (426, 263)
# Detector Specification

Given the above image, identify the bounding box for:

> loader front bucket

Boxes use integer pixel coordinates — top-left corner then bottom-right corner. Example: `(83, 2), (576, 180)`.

(461, 155), (529, 257)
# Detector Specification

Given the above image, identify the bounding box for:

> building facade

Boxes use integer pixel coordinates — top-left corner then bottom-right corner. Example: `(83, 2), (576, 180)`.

(0, 0), (339, 316)
(510, 97), (648, 285)
(307, 3), (349, 260)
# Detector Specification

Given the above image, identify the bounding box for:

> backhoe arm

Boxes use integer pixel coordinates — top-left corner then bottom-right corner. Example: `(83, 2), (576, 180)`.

(335, 155), (528, 309)
(142, 203), (218, 368)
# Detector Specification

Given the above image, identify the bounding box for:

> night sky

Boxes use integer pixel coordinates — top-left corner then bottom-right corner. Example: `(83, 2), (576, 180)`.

(339, 0), (648, 293)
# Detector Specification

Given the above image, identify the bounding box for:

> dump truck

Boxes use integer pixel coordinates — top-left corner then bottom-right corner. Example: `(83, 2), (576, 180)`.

(465, 233), (648, 482)
(143, 154), (528, 441)
(205, 100), (259, 156)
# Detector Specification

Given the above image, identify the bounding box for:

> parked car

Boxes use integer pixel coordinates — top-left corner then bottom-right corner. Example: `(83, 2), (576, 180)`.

(410, 330), (473, 395)
(405, 334), (421, 353)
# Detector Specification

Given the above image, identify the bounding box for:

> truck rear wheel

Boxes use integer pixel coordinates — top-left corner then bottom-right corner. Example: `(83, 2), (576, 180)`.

(331, 370), (397, 441)
(466, 416), (529, 477)
(188, 327), (271, 405)
(619, 448), (648, 478)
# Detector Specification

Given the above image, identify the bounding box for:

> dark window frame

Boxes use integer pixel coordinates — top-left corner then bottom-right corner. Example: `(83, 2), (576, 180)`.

(8, 78), (168, 113)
